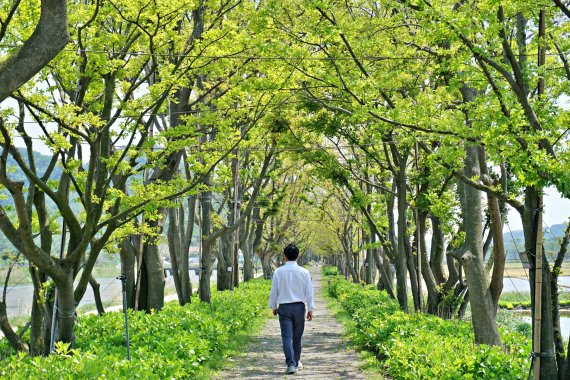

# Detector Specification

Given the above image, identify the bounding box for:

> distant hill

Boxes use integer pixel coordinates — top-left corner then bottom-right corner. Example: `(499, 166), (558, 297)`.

(503, 223), (568, 261)
(0, 148), (63, 255)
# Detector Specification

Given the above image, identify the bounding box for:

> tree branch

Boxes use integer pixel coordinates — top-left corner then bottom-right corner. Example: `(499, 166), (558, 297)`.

(0, 0), (69, 102)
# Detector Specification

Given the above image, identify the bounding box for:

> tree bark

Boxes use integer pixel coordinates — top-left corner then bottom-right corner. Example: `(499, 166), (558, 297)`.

(0, 0), (70, 102)
(455, 143), (501, 346)
(430, 215), (447, 284)
(119, 238), (136, 308)
(0, 302), (28, 353)
(89, 276), (105, 315)
(199, 186), (213, 302)
(394, 158), (409, 311)
(55, 276), (75, 344)
(418, 212), (440, 314)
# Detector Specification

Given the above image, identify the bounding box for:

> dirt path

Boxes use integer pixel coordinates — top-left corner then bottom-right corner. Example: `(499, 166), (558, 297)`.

(214, 266), (369, 379)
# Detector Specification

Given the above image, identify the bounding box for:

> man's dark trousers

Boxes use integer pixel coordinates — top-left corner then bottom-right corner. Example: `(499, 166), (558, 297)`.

(278, 302), (305, 367)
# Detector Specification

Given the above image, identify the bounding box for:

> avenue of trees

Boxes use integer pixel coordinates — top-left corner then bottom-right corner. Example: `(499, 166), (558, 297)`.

(1, 0), (570, 377)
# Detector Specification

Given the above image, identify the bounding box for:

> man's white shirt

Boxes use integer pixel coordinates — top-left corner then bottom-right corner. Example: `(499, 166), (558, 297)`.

(269, 261), (315, 312)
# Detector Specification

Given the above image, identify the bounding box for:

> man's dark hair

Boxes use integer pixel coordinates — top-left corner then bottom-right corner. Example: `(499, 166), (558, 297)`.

(283, 243), (299, 261)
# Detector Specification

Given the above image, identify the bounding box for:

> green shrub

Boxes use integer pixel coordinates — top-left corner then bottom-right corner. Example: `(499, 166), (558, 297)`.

(0, 280), (270, 379)
(323, 266), (340, 276)
(328, 277), (530, 379)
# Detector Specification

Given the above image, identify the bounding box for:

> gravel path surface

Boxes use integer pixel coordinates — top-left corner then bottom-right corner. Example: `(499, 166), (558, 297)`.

(214, 266), (369, 379)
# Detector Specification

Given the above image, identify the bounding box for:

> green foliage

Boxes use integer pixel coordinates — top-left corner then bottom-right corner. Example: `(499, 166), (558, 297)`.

(327, 277), (530, 379)
(0, 280), (270, 379)
(322, 265), (340, 276)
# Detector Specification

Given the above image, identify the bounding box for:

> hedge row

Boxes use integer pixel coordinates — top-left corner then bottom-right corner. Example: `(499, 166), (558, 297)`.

(1, 280), (270, 379)
(500, 299), (570, 309)
(326, 275), (531, 380)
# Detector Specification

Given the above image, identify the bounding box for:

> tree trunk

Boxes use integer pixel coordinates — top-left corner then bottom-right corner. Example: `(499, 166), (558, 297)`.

(55, 276), (75, 344)
(430, 215), (447, 284)
(167, 208), (184, 303)
(0, 302), (28, 353)
(119, 238), (136, 308)
(373, 244), (395, 298)
(217, 234), (232, 291)
(345, 249), (359, 283)
(457, 143), (501, 346)
(552, 224), (570, 378)
(199, 187), (213, 302)
(261, 255), (273, 279)
(89, 276), (105, 315)
(29, 266), (48, 355)
(395, 164), (409, 311)
(241, 230), (255, 281)
(141, 242), (165, 312)
(418, 212), (440, 314)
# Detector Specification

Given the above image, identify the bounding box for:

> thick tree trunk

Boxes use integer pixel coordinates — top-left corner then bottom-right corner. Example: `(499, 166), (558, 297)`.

(345, 249), (359, 283)
(167, 210), (184, 303)
(430, 215), (447, 284)
(395, 168), (409, 311)
(552, 224), (570, 378)
(199, 187), (213, 302)
(217, 234), (232, 291)
(373, 245), (395, 298)
(457, 144), (501, 346)
(29, 267), (48, 355)
(55, 276), (75, 344)
(119, 238), (136, 308)
(418, 212), (440, 314)
(261, 255), (273, 279)
(141, 243), (165, 312)
(242, 233), (255, 281)
(406, 241), (420, 311)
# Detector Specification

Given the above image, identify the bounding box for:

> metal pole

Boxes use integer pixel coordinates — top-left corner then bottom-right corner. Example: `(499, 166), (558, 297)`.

(117, 275), (131, 360)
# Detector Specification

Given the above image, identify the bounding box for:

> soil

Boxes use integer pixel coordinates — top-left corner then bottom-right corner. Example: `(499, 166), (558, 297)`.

(213, 266), (372, 379)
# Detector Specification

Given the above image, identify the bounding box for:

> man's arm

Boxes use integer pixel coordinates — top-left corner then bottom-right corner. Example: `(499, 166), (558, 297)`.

(269, 271), (279, 315)
(305, 271), (315, 320)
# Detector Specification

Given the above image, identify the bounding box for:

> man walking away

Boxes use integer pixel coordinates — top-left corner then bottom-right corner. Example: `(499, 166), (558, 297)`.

(269, 243), (315, 374)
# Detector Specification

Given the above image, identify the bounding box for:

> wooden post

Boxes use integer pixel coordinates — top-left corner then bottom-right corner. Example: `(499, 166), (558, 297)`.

(415, 141), (423, 312)
(533, 193), (543, 380)
(231, 151), (239, 290)
(534, 9), (545, 379)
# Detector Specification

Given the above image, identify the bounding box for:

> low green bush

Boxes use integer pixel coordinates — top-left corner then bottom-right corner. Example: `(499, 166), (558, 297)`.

(323, 265), (340, 276)
(327, 276), (531, 379)
(1, 280), (270, 379)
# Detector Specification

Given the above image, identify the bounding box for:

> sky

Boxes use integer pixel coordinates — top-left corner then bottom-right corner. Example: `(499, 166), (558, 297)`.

(506, 186), (570, 231)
